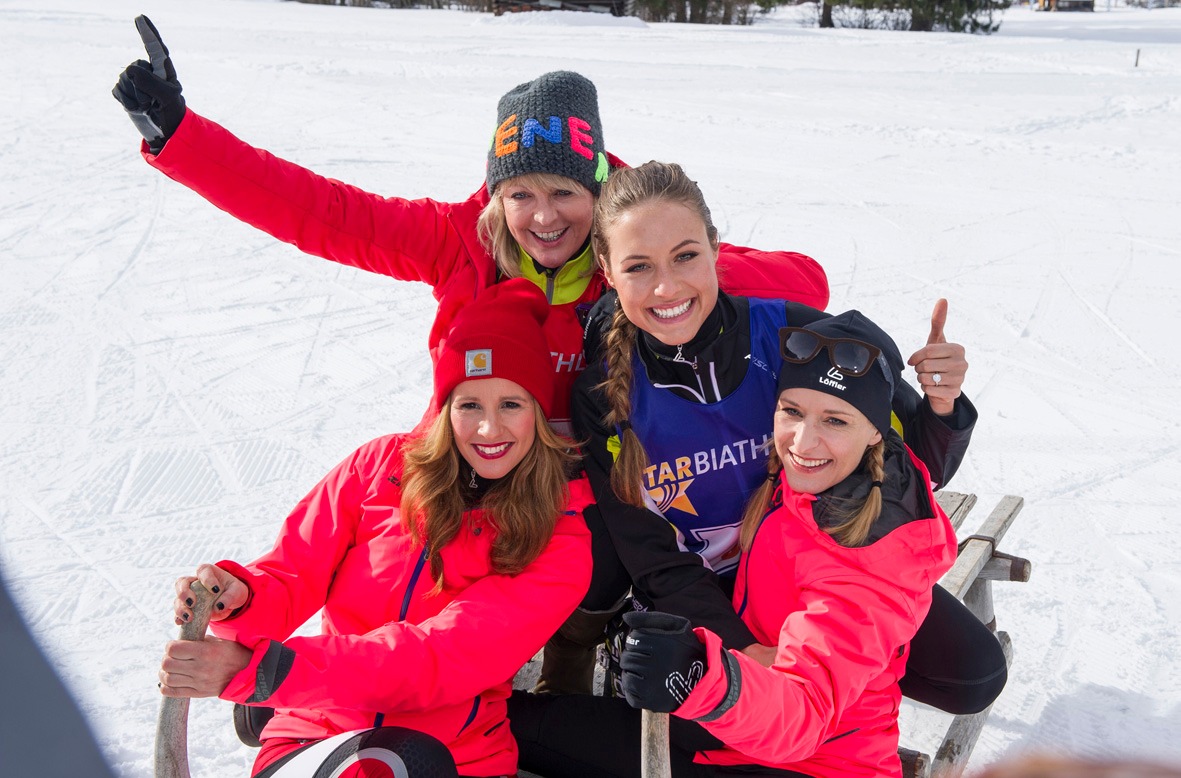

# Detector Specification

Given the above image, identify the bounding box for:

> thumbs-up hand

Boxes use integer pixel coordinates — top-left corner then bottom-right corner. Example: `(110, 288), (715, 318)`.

(112, 16), (186, 151)
(907, 299), (967, 416)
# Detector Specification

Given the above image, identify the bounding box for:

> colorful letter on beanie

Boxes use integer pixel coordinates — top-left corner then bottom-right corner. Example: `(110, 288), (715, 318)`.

(523, 117), (563, 148)
(495, 115), (519, 158)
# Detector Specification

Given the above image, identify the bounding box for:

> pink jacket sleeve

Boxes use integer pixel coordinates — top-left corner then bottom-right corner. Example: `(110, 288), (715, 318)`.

(676, 570), (936, 764)
(144, 110), (484, 289)
(716, 244), (830, 311)
(217, 483), (593, 713)
(209, 441), (383, 646)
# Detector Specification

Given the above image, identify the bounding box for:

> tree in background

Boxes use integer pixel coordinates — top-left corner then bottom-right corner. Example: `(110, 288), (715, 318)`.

(815, 0), (1008, 32)
(628, 0), (778, 24)
(284, 0), (1006, 29)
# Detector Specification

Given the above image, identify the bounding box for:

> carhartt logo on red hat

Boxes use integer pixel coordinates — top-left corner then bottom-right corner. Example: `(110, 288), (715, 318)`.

(465, 349), (492, 377)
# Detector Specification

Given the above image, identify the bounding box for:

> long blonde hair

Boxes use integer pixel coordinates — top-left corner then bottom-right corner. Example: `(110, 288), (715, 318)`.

(590, 162), (720, 507)
(400, 400), (578, 592)
(739, 440), (887, 550)
(477, 172), (593, 279)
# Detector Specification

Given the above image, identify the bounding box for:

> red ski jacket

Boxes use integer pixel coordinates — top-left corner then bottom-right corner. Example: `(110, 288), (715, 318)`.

(209, 433), (593, 777)
(675, 441), (956, 777)
(143, 111), (829, 430)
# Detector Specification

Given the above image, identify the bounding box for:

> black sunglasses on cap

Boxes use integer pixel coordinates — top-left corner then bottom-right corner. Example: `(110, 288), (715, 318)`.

(778, 327), (882, 378)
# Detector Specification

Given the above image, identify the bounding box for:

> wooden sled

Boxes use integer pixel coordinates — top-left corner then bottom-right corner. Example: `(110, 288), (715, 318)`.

(163, 492), (1030, 778)
(899, 492), (1032, 778)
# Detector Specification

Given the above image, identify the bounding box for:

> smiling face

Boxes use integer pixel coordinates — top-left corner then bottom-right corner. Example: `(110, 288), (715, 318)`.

(449, 377), (538, 480)
(501, 176), (595, 269)
(601, 200), (719, 347)
(773, 387), (883, 495)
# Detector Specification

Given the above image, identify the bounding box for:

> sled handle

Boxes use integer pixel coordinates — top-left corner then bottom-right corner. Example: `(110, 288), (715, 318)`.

(641, 709), (672, 778)
(154, 581), (215, 778)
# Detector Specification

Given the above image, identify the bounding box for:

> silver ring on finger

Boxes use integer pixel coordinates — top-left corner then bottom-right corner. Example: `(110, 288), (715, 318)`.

(932, 372), (942, 385)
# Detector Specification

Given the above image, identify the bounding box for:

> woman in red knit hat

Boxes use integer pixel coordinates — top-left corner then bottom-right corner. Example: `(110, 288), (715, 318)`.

(157, 280), (593, 778)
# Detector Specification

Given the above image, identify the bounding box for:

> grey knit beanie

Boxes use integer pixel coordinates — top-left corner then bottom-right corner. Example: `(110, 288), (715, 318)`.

(486, 71), (609, 196)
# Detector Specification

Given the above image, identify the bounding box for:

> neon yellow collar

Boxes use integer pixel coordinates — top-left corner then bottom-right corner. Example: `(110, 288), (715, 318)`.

(518, 243), (595, 306)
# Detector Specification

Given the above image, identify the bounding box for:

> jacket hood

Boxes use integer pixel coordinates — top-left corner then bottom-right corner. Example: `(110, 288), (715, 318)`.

(811, 431), (936, 546)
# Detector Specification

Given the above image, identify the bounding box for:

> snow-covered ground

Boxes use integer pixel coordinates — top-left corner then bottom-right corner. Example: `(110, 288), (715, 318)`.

(2, 0), (1180, 774)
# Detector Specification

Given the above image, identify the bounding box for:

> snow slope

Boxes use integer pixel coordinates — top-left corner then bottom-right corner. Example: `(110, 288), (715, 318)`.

(1, 0), (1179, 774)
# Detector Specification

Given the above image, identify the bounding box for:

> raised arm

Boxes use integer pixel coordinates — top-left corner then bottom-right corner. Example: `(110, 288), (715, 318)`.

(113, 17), (484, 290)
(716, 244), (829, 311)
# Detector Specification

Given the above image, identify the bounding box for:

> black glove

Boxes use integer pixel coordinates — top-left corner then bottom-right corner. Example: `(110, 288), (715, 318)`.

(112, 16), (185, 152)
(619, 611), (708, 713)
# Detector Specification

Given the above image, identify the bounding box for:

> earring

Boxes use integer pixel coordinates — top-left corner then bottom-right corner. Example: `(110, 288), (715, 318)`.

(469, 468), (478, 489)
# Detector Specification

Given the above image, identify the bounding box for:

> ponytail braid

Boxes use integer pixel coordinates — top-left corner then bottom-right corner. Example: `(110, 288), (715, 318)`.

(598, 303), (650, 507)
(826, 440), (886, 547)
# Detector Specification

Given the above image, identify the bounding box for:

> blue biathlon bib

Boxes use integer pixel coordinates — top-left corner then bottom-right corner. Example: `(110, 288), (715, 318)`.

(628, 299), (784, 575)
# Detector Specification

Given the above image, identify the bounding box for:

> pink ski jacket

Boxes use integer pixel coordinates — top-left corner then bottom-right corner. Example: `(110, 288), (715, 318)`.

(675, 445), (956, 777)
(209, 433), (593, 777)
(142, 111), (830, 430)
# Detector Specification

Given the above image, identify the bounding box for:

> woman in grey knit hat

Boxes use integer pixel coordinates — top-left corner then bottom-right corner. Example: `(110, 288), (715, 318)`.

(113, 17), (828, 440)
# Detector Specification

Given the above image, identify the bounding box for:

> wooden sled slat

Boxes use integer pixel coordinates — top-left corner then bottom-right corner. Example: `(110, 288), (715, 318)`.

(900, 494), (1032, 778)
(940, 495), (1024, 600)
(934, 491), (978, 532)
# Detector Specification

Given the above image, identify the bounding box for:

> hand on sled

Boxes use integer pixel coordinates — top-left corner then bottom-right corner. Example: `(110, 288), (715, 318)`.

(112, 15), (186, 149)
(907, 298), (967, 416)
(159, 634), (251, 698)
(620, 611), (707, 713)
(173, 564), (247, 625)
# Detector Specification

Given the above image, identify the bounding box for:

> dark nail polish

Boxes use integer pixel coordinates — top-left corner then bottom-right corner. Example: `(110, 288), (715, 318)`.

(157, 682), (162, 688)
(216, 602), (225, 611)
(182, 612), (190, 622)
(185, 598), (193, 607)
(211, 586), (220, 594)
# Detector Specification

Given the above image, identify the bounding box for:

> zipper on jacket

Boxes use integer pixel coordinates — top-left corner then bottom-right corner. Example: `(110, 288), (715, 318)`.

(672, 344), (698, 373)
(543, 267), (556, 303)
(823, 727), (861, 744)
(400, 546), (429, 621)
(735, 507), (775, 618)
(457, 695), (481, 735)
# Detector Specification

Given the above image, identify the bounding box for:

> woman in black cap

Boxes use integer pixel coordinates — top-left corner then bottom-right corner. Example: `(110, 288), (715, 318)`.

(614, 310), (958, 778)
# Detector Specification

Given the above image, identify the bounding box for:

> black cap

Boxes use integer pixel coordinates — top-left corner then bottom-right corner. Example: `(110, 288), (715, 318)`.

(776, 310), (902, 438)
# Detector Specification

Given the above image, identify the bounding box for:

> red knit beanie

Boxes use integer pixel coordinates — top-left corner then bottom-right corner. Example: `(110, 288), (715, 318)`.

(433, 279), (554, 417)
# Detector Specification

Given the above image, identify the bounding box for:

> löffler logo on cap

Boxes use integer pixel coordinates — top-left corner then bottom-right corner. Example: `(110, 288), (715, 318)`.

(820, 367), (847, 391)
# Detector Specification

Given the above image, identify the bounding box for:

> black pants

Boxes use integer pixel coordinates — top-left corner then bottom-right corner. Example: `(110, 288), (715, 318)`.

(580, 509), (1007, 716)
(508, 691), (808, 778)
(901, 584), (1007, 714)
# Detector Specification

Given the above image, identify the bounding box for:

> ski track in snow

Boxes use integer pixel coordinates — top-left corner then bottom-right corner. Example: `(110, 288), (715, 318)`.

(3, 1), (1181, 776)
